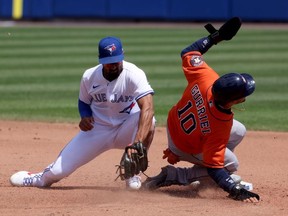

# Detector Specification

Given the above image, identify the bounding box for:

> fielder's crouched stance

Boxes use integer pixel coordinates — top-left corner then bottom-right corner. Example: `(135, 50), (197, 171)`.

(143, 17), (260, 203)
(10, 36), (155, 190)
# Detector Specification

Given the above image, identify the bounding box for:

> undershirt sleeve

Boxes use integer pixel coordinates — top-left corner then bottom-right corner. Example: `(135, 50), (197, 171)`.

(181, 36), (214, 57)
(78, 99), (92, 118)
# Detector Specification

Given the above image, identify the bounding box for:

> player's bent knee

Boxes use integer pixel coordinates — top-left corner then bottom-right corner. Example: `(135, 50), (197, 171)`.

(237, 123), (246, 138)
(225, 160), (239, 173)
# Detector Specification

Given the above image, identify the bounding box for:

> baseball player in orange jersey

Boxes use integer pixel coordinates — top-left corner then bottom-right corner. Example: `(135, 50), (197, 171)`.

(143, 17), (260, 203)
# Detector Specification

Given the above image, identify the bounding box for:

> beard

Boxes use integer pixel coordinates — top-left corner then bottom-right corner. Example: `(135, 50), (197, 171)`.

(103, 63), (123, 82)
(106, 70), (121, 81)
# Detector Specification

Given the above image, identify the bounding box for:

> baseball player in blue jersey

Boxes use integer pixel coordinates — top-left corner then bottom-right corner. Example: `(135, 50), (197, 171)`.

(10, 36), (156, 190)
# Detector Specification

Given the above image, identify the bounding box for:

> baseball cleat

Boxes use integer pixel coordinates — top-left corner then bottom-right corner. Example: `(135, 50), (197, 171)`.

(189, 180), (201, 189)
(10, 171), (42, 187)
(126, 175), (141, 190)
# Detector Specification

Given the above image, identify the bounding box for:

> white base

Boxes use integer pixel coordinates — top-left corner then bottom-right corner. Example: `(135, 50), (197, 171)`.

(240, 181), (253, 191)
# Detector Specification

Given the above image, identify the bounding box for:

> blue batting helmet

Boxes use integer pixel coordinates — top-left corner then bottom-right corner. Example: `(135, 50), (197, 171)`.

(212, 73), (255, 104)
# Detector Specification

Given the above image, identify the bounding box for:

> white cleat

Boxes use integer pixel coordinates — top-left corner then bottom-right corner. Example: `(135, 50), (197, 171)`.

(10, 171), (42, 187)
(126, 175), (141, 190)
(189, 180), (201, 189)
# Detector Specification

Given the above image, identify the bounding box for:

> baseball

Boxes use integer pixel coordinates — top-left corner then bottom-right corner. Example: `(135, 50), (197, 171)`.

(128, 181), (141, 190)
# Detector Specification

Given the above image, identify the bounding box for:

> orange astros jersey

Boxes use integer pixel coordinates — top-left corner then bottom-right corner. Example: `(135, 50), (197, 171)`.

(167, 51), (234, 168)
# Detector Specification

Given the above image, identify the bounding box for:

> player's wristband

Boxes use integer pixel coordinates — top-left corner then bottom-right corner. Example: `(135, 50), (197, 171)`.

(181, 36), (214, 56)
(207, 167), (236, 192)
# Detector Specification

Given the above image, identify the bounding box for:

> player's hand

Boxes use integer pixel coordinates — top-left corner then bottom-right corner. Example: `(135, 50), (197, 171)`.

(116, 141), (148, 180)
(243, 196), (259, 203)
(126, 143), (142, 158)
(162, 148), (180, 165)
(228, 184), (260, 203)
(79, 117), (94, 131)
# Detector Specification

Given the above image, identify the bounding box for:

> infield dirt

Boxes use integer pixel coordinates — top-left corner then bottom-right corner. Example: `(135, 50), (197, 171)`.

(1, 120), (288, 216)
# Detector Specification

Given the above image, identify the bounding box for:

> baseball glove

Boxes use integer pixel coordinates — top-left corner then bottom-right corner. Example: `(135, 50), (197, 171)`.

(205, 17), (242, 44)
(116, 141), (148, 180)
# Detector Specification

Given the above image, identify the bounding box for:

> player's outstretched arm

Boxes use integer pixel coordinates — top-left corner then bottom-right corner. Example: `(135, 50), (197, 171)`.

(134, 94), (155, 148)
(181, 17), (242, 56)
(207, 167), (260, 203)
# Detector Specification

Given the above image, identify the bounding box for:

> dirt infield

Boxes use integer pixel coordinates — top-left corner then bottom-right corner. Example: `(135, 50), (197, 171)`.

(1, 120), (288, 216)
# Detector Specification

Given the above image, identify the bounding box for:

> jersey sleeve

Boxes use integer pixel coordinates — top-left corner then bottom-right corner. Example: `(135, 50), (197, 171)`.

(79, 75), (93, 105)
(181, 51), (218, 84)
(128, 67), (154, 101)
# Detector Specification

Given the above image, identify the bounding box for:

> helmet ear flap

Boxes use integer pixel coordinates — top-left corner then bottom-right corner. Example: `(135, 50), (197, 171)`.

(241, 73), (256, 97)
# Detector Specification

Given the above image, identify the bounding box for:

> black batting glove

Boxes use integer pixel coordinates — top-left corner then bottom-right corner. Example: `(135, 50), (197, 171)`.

(228, 184), (260, 201)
